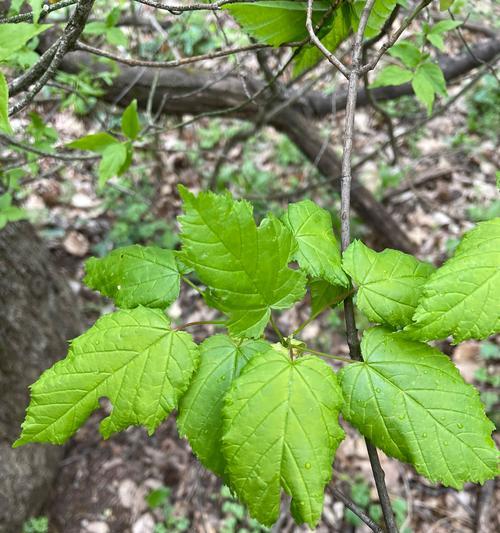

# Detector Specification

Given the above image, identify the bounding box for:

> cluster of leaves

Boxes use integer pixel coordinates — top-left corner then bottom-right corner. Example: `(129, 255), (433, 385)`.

(22, 516), (48, 533)
(15, 188), (499, 528)
(83, 7), (128, 48)
(224, 0), (400, 74)
(224, 0), (455, 113)
(371, 19), (462, 113)
(68, 99), (141, 186)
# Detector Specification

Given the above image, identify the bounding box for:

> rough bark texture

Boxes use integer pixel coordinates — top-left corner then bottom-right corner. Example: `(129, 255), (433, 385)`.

(0, 222), (84, 533)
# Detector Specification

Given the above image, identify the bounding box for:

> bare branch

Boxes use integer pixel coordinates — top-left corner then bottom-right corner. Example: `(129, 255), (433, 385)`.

(339, 1), (399, 531)
(73, 40), (286, 68)
(133, 0), (270, 13)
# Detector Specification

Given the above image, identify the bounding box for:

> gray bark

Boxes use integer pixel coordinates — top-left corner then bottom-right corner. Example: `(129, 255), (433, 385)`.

(0, 222), (84, 533)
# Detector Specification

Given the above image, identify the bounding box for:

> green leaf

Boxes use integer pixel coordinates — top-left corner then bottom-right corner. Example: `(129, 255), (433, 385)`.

(222, 345), (344, 527)
(293, 2), (353, 74)
(0, 192), (27, 229)
(84, 245), (181, 309)
(388, 41), (422, 68)
(353, 0), (398, 38)
(223, 1), (330, 46)
(106, 26), (128, 47)
(106, 7), (121, 27)
(178, 187), (306, 338)
(29, 0), (43, 23)
(310, 279), (349, 316)
(405, 219), (500, 342)
(14, 307), (199, 447)
(67, 132), (118, 153)
(83, 21), (108, 35)
(98, 142), (128, 186)
(0, 23), (52, 62)
(440, 0), (454, 9)
(177, 335), (269, 476)
(371, 65), (414, 88)
(339, 327), (498, 489)
(428, 19), (462, 34)
(121, 99), (140, 140)
(426, 33), (445, 51)
(426, 20), (461, 51)
(412, 62), (447, 114)
(342, 240), (435, 328)
(282, 200), (348, 287)
(0, 72), (12, 133)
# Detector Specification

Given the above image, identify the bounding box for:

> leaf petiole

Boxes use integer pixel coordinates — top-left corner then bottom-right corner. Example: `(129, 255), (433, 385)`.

(174, 320), (226, 331)
(295, 346), (354, 364)
(181, 275), (205, 296)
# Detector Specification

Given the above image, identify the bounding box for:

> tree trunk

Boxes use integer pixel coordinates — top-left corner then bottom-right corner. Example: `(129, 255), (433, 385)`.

(0, 222), (84, 533)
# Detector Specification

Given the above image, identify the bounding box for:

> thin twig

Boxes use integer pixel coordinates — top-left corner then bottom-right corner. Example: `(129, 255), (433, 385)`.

(339, 1), (399, 531)
(448, 9), (499, 82)
(332, 487), (384, 533)
(306, 0), (349, 78)
(0, 0), (77, 23)
(270, 315), (285, 344)
(294, 346), (354, 364)
(174, 320), (226, 331)
(361, 0), (433, 73)
(0, 133), (98, 161)
(133, 0), (274, 13)
(73, 40), (287, 68)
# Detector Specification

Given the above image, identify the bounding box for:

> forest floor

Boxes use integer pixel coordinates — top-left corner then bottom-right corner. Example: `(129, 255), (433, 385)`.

(16, 32), (499, 533)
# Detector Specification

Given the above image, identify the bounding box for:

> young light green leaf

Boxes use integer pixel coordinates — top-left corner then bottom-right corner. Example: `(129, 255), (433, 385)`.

(371, 65), (414, 88)
(178, 187), (306, 338)
(405, 218), (500, 342)
(430, 20), (462, 34)
(388, 41), (422, 68)
(67, 132), (118, 153)
(106, 6), (121, 27)
(310, 279), (349, 317)
(0, 72), (12, 133)
(84, 245), (180, 309)
(177, 335), (269, 476)
(427, 20), (462, 51)
(98, 142), (128, 186)
(339, 327), (498, 489)
(14, 307), (199, 447)
(223, 345), (344, 527)
(412, 62), (447, 114)
(0, 23), (52, 61)
(352, 0), (398, 38)
(121, 99), (140, 140)
(223, 1), (330, 46)
(83, 21), (108, 35)
(342, 240), (435, 328)
(29, 0), (43, 23)
(106, 26), (128, 47)
(282, 200), (348, 287)
(0, 193), (27, 229)
(440, 0), (454, 9)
